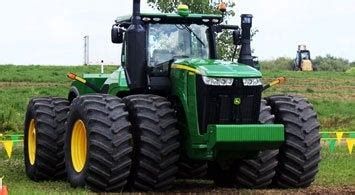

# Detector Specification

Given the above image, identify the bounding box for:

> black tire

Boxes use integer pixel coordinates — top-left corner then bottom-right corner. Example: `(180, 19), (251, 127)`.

(123, 94), (180, 191)
(24, 97), (69, 181)
(234, 99), (279, 188)
(267, 95), (321, 188)
(211, 99), (278, 188)
(65, 94), (133, 191)
(209, 162), (236, 187)
(177, 155), (208, 179)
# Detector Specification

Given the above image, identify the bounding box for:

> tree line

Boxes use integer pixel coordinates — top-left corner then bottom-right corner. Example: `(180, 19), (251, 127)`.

(260, 55), (355, 72)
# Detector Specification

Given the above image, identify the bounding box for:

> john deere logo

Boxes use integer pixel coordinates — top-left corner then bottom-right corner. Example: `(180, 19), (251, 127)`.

(233, 98), (241, 105)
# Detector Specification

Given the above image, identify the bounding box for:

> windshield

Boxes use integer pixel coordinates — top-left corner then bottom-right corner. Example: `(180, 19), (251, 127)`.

(148, 24), (209, 67)
(301, 51), (310, 59)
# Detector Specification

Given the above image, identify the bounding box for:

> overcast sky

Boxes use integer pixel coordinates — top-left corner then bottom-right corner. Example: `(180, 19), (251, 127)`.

(0, 0), (354, 65)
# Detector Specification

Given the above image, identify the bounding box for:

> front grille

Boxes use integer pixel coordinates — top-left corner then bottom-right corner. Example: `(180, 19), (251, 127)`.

(196, 75), (262, 134)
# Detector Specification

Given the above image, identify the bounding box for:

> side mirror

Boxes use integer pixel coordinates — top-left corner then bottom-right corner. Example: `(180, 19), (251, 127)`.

(233, 29), (241, 46)
(111, 25), (123, 44)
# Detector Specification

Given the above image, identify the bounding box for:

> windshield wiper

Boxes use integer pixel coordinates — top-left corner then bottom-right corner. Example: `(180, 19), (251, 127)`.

(181, 24), (206, 48)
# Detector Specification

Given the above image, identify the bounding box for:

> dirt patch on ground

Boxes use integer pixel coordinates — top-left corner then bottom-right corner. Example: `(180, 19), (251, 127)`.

(283, 85), (355, 92)
(275, 78), (354, 84)
(170, 181), (355, 194)
(0, 82), (67, 89)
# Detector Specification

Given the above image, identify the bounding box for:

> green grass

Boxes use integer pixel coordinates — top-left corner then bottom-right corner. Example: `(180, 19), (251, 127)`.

(315, 146), (355, 186)
(0, 144), (353, 193)
(0, 65), (116, 83)
(1, 66), (354, 133)
(0, 65), (116, 132)
(0, 144), (87, 194)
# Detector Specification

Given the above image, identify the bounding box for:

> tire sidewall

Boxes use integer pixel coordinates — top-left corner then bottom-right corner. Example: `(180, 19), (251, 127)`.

(24, 101), (38, 179)
(65, 100), (90, 187)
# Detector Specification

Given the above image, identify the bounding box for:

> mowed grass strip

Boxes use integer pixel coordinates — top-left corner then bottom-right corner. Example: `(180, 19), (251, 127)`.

(0, 65), (116, 83)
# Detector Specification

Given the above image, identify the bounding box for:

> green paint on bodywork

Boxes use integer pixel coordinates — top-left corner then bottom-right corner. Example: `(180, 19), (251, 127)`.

(106, 68), (129, 95)
(207, 124), (284, 150)
(192, 124), (284, 160)
(170, 67), (208, 159)
(174, 58), (262, 77)
(206, 124), (284, 160)
(70, 67), (129, 96)
(70, 73), (110, 95)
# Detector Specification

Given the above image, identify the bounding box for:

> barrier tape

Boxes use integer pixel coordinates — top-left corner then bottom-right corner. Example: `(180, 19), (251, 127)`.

(0, 132), (354, 159)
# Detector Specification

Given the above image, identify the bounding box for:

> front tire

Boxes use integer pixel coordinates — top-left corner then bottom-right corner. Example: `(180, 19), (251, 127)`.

(177, 156), (208, 179)
(267, 95), (321, 188)
(65, 94), (133, 192)
(211, 99), (278, 188)
(234, 99), (278, 188)
(24, 97), (69, 181)
(123, 94), (180, 191)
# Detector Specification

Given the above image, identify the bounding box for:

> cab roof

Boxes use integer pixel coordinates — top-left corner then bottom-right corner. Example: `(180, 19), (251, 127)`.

(115, 13), (223, 26)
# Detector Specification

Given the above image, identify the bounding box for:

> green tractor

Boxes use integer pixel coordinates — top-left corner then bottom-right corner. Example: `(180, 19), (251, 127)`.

(23, 0), (321, 192)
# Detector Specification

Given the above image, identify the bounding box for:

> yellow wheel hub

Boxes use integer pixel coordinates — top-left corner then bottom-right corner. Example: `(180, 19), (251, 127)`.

(71, 119), (87, 173)
(28, 119), (36, 165)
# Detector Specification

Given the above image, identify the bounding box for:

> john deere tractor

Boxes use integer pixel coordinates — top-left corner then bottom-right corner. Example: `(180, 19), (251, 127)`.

(24, 0), (321, 192)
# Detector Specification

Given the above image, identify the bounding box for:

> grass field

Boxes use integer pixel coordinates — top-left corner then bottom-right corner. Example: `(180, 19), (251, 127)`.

(0, 65), (116, 132)
(0, 65), (354, 133)
(0, 65), (354, 193)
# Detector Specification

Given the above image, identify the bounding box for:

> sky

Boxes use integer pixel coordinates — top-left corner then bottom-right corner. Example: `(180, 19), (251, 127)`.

(0, 0), (354, 65)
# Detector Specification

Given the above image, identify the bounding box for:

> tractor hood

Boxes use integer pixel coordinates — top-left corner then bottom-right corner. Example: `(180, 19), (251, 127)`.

(173, 59), (261, 78)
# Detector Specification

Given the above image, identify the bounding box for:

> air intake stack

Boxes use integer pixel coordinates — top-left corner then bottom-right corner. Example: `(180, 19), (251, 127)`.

(125, 0), (147, 90)
(238, 14), (254, 66)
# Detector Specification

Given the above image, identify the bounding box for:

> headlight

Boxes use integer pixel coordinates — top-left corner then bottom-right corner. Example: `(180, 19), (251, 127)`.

(202, 76), (234, 86)
(243, 78), (263, 86)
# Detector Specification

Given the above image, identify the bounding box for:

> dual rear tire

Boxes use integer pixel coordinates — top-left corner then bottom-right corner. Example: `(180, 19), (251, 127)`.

(24, 94), (180, 192)
(211, 96), (321, 189)
(64, 94), (133, 191)
(24, 97), (69, 180)
(123, 95), (180, 191)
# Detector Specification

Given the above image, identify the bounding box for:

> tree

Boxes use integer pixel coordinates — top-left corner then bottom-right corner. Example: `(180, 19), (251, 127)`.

(147, 0), (235, 16)
(313, 55), (350, 72)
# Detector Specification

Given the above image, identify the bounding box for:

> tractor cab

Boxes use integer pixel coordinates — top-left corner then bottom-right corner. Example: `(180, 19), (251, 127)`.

(115, 13), (217, 76)
(111, 4), (259, 93)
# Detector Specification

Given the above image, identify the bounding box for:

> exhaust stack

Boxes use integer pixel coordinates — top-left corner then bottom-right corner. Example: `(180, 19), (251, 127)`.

(125, 0), (147, 90)
(238, 14), (254, 66)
